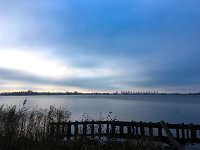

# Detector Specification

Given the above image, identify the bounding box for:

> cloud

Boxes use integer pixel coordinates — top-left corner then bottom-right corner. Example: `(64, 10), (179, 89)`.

(0, 67), (119, 91)
(0, 0), (200, 92)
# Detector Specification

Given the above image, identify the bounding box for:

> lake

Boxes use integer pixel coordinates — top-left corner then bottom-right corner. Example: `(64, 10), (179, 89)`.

(0, 95), (200, 123)
(1, 95), (200, 149)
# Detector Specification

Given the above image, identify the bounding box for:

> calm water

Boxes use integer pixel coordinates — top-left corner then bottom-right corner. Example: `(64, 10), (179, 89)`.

(1, 95), (200, 149)
(0, 95), (200, 123)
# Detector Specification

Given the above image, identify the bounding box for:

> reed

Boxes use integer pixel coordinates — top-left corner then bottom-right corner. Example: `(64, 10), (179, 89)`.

(0, 99), (71, 150)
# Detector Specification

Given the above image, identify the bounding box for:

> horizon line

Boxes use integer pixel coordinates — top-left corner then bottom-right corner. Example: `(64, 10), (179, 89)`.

(0, 90), (200, 95)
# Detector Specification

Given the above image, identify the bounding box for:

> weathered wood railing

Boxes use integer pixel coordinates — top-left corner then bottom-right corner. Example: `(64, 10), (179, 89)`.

(48, 121), (200, 144)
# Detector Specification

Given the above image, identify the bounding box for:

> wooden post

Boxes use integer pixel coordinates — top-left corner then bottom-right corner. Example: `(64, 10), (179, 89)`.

(98, 123), (102, 140)
(158, 122), (162, 137)
(67, 122), (71, 139)
(149, 127), (153, 137)
(106, 123), (109, 134)
(111, 122), (116, 135)
(83, 122), (87, 136)
(127, 125), (131, 136)
(136, 126), (139, 136)
(149, 122), (153, 137)
(191, 124), (197, 142)
(140, 121), (145, 136)
(120, 125), (124, 137)
(158, 127), (162, 137)
(74, 121), (78, 138)
(181, 123), (185, 139)
(91, 121), (94, 138)
(176, 128), (180, 139)
(132, 124), (135, 135)
(186, 129), (189, 139)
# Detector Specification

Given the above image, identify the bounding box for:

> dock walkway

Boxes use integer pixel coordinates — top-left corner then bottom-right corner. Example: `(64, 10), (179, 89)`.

(48, 120), (200, 145)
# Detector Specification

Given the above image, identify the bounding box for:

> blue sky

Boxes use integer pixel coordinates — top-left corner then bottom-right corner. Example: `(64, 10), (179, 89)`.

(0, 0), (200, 92)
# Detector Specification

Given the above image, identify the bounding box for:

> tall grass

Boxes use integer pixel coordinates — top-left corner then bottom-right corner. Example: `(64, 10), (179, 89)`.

(0, 99), (71, 150)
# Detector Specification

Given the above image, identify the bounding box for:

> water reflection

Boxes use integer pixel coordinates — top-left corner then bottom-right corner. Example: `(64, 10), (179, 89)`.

(0, 95), (200, 124)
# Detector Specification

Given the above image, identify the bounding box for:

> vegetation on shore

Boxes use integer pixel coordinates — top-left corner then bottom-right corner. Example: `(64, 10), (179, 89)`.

(0, 100), (174, 150)
(1, 90), (200, 96)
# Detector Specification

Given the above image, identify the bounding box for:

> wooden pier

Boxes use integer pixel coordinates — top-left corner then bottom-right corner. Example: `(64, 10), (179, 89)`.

(48, 121), (200, 144)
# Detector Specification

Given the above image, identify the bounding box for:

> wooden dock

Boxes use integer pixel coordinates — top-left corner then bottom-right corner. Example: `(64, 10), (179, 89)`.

(48, 120), (200, 144)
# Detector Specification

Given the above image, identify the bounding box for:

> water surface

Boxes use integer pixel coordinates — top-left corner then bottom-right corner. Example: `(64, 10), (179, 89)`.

(1, 95), (200, 150)
(0, 95), (199, 123)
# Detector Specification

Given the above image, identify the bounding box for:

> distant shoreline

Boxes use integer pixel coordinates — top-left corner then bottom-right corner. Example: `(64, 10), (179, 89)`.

(0, 91), (200, 96)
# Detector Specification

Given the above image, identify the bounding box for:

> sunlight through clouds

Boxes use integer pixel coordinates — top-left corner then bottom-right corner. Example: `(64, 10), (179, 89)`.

(0, 49), (68, 78)
(0, 49), (115, 79)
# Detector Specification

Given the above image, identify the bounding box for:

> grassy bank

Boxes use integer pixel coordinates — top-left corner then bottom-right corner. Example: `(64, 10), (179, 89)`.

(0, 100), (173, 150)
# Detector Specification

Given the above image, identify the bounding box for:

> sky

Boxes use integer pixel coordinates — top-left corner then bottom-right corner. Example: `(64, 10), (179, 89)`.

(0, 0), (200, 93)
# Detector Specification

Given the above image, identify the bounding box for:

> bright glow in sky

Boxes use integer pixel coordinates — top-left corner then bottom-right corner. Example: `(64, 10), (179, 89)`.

(0, 49), (67, 78)
(0, 0), (200, 92)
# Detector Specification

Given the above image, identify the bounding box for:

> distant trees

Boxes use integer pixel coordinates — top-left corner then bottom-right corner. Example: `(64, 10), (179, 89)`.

(0, 90), (199, 96)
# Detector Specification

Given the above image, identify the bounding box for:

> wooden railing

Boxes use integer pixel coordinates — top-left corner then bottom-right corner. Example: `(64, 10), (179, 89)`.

(48, 121), (200, 144)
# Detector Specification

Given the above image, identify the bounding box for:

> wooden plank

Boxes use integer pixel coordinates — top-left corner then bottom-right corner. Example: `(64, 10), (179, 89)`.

(160, 120), (184, 150)
(49, 121), (200, 129)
